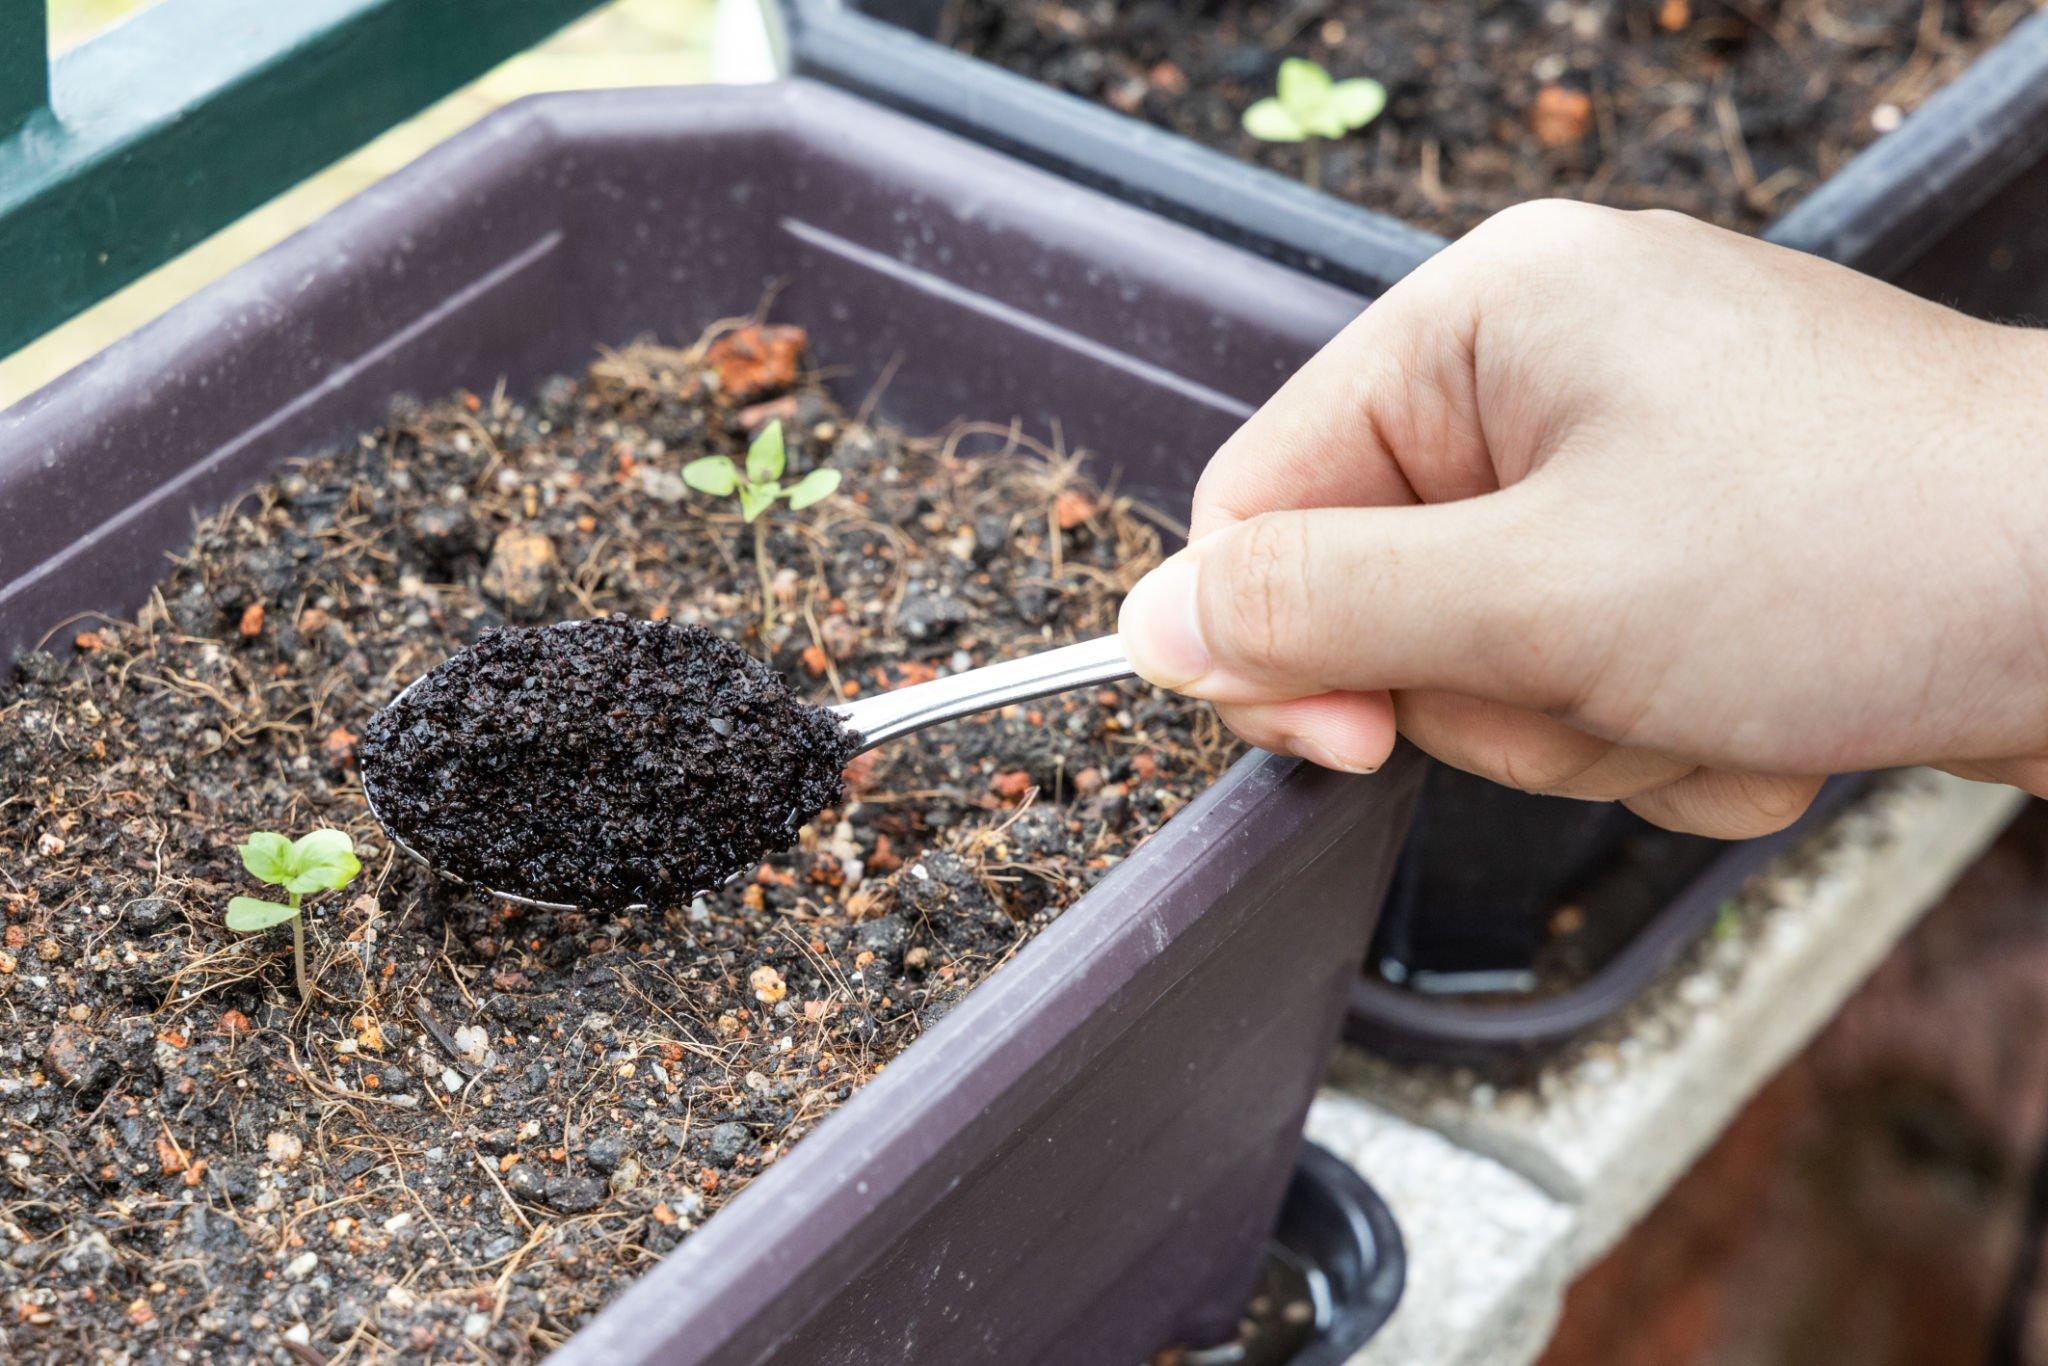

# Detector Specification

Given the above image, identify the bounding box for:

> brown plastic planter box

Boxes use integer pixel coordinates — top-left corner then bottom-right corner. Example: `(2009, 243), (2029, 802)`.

(0, 83), (1421, 1361)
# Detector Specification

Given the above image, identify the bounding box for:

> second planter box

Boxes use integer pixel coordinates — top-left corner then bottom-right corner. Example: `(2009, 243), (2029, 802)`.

(768, 0), (2048, 307)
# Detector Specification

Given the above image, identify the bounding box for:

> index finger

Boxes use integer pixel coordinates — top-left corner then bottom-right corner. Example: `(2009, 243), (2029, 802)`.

(1189, 248), (1496, 540)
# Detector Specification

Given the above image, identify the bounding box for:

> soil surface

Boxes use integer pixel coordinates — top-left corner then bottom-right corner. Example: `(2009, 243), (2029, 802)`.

(360, 618), (858, 910)
(945, 0), (2040, 237)
(0, 321), (1229, 1361)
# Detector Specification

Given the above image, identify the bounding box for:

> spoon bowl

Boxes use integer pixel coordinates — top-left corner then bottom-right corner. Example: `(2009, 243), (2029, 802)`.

(361, 631), (1136, 912)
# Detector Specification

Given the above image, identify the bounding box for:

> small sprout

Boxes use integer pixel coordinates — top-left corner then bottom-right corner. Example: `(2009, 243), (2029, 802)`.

(1243, 59), (1386, 187)
(680, 420), (841, 634)
(227, 829), (360, 1003)
(680, 421), (841, 524)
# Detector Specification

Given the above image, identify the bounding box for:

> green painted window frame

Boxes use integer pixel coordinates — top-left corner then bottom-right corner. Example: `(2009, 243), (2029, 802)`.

(0, 0), (608, 358)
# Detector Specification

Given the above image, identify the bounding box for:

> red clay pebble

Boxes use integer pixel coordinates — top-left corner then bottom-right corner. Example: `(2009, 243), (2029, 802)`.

(737, 395), (798, 430)
(990, 770), (1033, 800)
(43, 1022), (104, 1090)
(841, 749), (882, 797)
(156, 1134), (188, 1174)
(1531, 85), (1594, 148)
(1149, 60), (1188, 94)
(1053, 489), (1095, 530)
(323, 726), (357, 767)
(706, 324), (806, 403)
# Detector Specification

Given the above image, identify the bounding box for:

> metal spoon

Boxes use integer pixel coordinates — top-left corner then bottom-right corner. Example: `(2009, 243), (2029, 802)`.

(361, 631), (1135, 912)
(829, 632), (1133, 749)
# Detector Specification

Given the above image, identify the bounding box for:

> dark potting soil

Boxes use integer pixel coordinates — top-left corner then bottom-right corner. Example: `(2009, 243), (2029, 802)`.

(944, 0), (2040, 237)
(0, 322), (1229, 1361)
(360, 618), (859, 910)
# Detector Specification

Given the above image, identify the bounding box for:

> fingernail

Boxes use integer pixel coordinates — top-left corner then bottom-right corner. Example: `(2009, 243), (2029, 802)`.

(1119, 553), (1210, 689)
(1290, 738), (1380, 776)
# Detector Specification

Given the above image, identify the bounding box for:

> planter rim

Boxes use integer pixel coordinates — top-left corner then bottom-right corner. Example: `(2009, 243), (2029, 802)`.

(1766, 9), (2048, 272)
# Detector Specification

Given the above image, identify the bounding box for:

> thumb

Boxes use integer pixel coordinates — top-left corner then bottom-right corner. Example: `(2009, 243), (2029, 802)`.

(1118, 497), (1579, 707)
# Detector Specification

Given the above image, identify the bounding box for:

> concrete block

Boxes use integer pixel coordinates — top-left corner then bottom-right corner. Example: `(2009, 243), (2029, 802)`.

(1307, 1093), (1573, 1366)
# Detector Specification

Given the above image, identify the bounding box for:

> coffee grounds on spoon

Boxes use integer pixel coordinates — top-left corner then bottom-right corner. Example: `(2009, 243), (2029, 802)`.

(358, 616), (858, 910)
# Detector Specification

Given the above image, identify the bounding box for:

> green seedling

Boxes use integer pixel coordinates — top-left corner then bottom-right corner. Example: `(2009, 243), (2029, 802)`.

(227, 828), (361, 1003)
(680, 420), (841, 523)
(1242, 58), (1387, 187)
(681, 420), (841, 633)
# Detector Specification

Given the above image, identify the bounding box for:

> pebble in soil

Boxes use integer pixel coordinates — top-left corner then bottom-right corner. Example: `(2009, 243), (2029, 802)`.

(946, 0), (2037, 237)
(360, 617), (859, 909)
(0, 322), (1235, 1361)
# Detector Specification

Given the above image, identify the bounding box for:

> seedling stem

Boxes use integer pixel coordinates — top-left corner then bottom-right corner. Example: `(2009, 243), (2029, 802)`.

(678, 419), (842, 640)
(225, 828), (361, 1004)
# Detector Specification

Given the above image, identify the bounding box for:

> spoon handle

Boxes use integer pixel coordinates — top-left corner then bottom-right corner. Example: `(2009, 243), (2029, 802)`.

(830, 634), (1136, 752)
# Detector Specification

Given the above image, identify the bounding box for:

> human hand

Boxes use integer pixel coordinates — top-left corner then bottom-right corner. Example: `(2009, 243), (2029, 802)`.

(1117, 201), (2048, 837)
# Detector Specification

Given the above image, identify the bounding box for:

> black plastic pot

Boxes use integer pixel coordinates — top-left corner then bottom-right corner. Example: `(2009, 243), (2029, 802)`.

(1190, 1142), (1407, 1365)
(1268, 1143), (1407, 1366)
(1372, 771), (1639, 981)
(1350, 775), (1872, 1067)
(0, 83), (1422, 1363)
